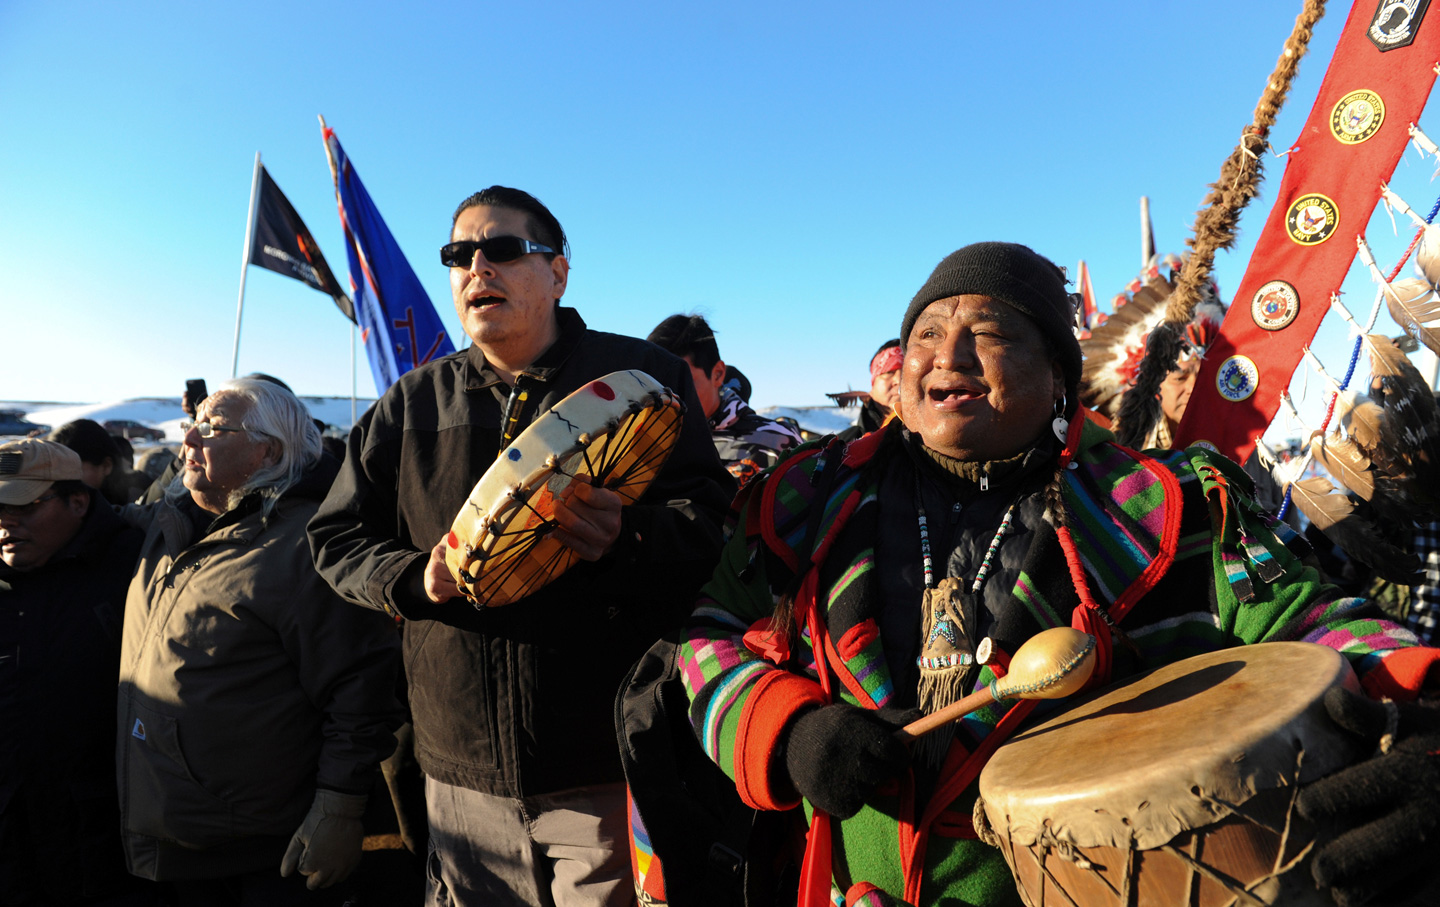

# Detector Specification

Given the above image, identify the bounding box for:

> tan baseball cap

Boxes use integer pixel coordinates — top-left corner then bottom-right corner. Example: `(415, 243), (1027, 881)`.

(0, 439), (84, 505)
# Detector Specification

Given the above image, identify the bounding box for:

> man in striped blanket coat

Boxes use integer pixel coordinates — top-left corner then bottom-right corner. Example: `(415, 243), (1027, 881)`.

(677, 242), (1440, 907)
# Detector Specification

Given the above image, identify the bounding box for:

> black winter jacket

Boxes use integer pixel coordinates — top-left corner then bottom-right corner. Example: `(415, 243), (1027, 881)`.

(0, 490), (144, 904)
(309, 307), (735, 797)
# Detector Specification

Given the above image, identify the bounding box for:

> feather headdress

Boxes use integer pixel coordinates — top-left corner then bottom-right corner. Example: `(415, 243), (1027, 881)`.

(1078, 253), (1225, 427)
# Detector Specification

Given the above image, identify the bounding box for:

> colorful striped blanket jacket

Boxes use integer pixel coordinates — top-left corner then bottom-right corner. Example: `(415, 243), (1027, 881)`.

(678, 417), (1438, 907)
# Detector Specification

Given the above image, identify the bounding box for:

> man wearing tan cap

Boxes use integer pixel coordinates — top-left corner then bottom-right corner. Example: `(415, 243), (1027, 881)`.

(0, 439), (152, 904)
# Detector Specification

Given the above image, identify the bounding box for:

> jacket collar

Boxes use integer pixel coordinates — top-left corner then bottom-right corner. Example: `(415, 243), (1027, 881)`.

(464, 306), (588, 391)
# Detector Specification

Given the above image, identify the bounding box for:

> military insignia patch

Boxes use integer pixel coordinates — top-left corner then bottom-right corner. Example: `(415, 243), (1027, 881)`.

(1216, 356), (1260, 402)
(1369, 0), (1432, 51)
(1286, 194), (1340, 246)
(1251, 280), (1301, 331)
(1192, 440), (1220, 454)
(1330, 90), (1385, 144)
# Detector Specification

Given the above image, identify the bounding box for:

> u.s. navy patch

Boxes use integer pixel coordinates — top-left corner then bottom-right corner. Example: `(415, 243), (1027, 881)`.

(1330, 90), (1385, 144)
(1369, 0), (1431, 51)
(1251, 280), (1301, 331)
(1216, 356), (1260, 402)
(1286, 194), (1339, 246)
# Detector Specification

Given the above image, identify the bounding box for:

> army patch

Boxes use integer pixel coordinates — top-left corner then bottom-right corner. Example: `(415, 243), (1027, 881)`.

(1251, 280), (1301, 331)
(1216, 356), (1260, 403)
(1330, 90), (1385, 144)
(1286, 194), (1340, 246)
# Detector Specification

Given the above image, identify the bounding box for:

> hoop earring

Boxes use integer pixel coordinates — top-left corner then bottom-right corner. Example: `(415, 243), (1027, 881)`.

(1051, 393), (1070, 444)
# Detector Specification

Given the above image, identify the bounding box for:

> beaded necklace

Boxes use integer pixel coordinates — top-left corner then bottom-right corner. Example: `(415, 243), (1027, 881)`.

(915, 478), (1018, 594)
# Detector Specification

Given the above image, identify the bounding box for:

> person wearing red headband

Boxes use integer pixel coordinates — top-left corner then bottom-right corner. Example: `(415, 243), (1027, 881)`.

(839, 340), (902, 442)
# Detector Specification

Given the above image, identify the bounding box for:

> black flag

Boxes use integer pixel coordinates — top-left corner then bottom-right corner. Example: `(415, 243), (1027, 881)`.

(248, 165), (355, 322)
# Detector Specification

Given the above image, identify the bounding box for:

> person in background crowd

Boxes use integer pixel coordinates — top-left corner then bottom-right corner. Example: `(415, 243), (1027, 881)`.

(107, 435), (156, 503)
(0, 439), (156, 906)
(118, 377), (402, 906)
(679, 242), (1440, 906)
(309, 186), (733, 907)
(838, 339), (901, 442)
(647, 313), (801, 487)
(49, 419), (134, 505)
(134, 446), (178, 485)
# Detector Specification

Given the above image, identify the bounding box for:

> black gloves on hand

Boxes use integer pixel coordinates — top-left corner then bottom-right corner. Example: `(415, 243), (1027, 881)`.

(1297, 687), (1440, 907)
(782, 703), (917, 819)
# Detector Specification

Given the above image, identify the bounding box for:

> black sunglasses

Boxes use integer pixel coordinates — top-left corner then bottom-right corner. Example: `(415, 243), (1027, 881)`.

(440, 236), (554, 268)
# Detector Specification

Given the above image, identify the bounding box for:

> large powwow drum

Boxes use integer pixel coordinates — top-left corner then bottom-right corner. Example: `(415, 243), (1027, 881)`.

(444, 370), (684, 607)
(977, 642), (1360, 907)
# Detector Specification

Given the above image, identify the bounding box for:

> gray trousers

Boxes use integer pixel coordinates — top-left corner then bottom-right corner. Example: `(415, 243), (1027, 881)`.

(424, 777), (634, 907)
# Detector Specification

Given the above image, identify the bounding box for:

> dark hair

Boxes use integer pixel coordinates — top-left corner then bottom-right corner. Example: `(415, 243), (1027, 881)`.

(49, 419), (120, 467)
(647, 314), (721, 373)
(451, 186), (570, 261)
(50, 478), (90, 500)
(873, 338), (901, 358)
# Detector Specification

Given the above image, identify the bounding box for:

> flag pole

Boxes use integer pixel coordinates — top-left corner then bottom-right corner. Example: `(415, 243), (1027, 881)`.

(350, 321), (357, 427)
(1139, 195), (1154, 269)
(231, 152), (263, 378)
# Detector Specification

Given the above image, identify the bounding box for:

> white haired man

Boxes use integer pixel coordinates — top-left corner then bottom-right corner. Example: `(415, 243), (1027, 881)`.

(117, 377), (403, 906)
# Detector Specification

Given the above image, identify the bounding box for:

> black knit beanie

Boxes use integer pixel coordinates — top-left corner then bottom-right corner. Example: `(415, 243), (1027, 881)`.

(901, 242), (1083, 400)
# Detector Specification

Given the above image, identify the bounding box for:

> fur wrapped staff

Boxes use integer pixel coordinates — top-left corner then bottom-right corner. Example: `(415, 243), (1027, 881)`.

(1116, 0), (1327, 448)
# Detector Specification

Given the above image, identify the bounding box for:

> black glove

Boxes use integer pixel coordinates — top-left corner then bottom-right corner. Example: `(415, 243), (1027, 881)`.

(782, 703), (917, 819)
(1296, 687), (1440, 907)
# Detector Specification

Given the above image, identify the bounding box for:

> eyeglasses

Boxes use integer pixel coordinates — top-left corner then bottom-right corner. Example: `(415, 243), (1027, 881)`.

(440, 236), (555, 268)
(180, 419), (247, 439)
(0, 492), (59, 519)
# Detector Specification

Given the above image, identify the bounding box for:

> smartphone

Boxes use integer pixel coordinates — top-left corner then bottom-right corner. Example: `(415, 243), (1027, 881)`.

(185, 378), (208, 408)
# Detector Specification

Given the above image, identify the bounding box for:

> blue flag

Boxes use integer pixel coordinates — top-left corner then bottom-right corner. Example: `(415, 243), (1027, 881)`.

(323, 127), (454, 393)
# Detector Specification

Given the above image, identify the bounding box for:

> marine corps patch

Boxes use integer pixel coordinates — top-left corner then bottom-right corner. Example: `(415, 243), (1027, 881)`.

(1369, 0), (1432, 51)
(1286, 194), (1339, 246)
(1215, 356), (1260, 403)
(1251, 280), (1301, 331)
(1330, 90), (1385, 144)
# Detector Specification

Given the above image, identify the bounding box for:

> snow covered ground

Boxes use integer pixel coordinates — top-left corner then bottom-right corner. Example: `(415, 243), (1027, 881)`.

(1, 398), (860, 442)
(0, 397), (377, 442)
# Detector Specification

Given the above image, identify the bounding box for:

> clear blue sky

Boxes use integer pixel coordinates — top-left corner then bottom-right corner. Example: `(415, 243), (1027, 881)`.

(3, 0), (1435, 433)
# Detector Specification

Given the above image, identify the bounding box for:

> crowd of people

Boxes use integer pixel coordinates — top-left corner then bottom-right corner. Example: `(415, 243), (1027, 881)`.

(4, 187), (1440, 907)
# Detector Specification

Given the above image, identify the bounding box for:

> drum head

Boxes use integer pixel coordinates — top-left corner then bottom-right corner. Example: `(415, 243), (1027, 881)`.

(445, 371), (684, 607)
(979, 642), (1360, 851)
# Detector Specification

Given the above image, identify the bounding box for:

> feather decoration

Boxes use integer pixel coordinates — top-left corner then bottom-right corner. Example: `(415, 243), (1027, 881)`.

(1415, 223), (1440, 288)
(1310, 432), (1375, 501)
(1384, 276), (1440, 358)
(1286, 476), (1423, 585)
(1334, 389), (1386, 455)
(1366, 334), (1440, 507)
(1079, 275), (1174, 419)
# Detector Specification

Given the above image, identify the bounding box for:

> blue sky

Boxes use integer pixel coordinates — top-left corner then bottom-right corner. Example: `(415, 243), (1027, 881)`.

(3, 1), (1436, 438)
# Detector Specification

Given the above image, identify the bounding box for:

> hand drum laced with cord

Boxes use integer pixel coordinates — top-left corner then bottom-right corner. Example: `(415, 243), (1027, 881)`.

(444, 370), (684, 607)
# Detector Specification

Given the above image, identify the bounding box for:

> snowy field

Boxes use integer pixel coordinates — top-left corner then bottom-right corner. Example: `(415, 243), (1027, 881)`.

(0, 397), (860, 442)
(0, 397), (377, 443)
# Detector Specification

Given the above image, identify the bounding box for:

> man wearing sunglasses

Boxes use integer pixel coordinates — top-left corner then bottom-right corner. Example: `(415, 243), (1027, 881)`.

(0, 439), (154, 905)
(309, 186), (733, 907)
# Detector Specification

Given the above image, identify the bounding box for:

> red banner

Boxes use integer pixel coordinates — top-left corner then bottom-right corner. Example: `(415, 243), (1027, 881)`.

(1176, 0), (1440, 462)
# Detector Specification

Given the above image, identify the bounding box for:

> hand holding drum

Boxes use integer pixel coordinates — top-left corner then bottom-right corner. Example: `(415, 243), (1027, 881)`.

(897, 627), (1097, 740)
